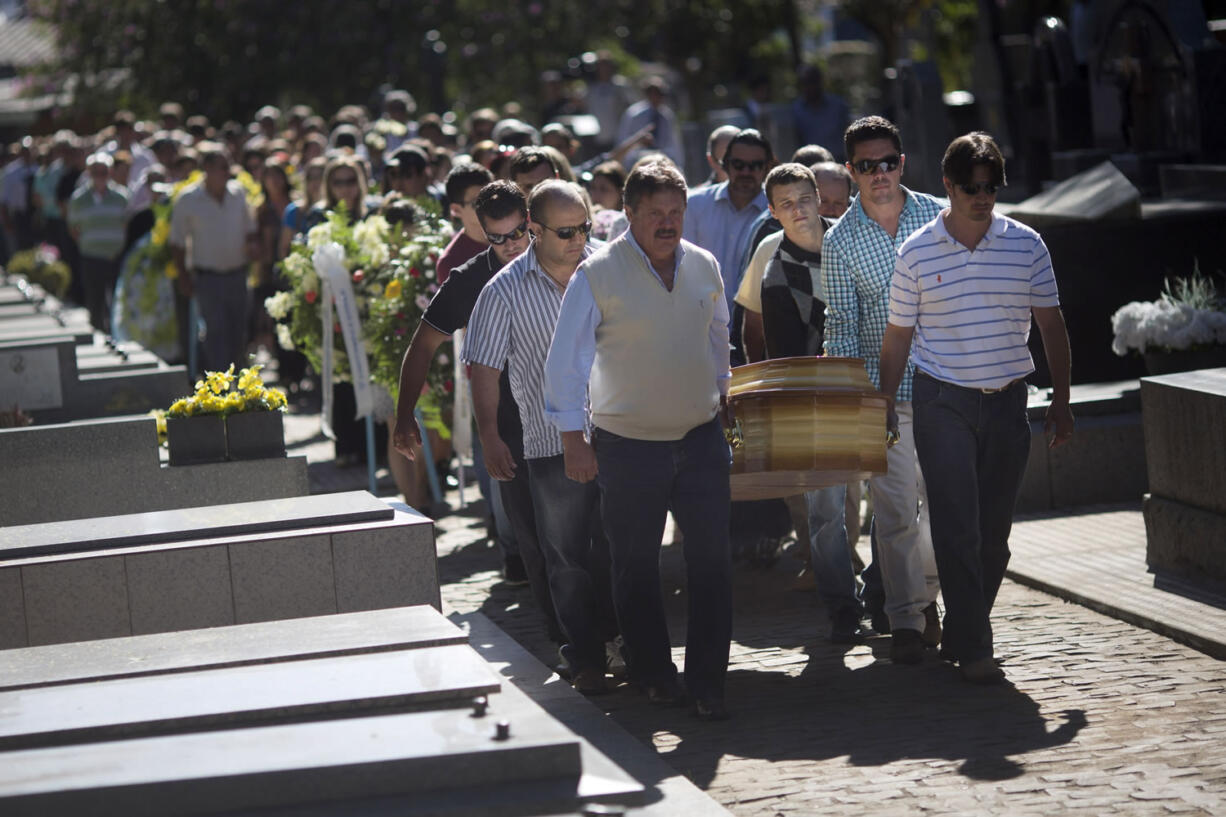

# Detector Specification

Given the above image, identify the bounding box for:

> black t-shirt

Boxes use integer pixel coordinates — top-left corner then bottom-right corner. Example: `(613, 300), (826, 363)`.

(422, 246), (499, 335)
(421, 246), (525, 456)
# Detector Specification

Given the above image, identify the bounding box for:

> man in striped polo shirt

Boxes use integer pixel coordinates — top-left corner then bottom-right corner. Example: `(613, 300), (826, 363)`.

(464, 180), (614, 696)
(880, 131), (1073, 684)
(821, 116), (942, 665)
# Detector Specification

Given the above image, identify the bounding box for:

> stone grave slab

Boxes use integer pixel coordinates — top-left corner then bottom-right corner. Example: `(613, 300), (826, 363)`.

(0, 644), (501, 750)
(1010, 160), (1141, 230)
(0, 709), (582, 817)
(0, 606), (466, 692)
(1142, 367), (1226, 583)
(0, 490), (393, 559)
(0, 416), (310, 527)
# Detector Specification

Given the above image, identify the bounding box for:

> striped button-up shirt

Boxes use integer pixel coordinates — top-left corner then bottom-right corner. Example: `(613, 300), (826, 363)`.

(890, 211), (1060, 389)
(820, 186), (944, 401)
(463, 243), (593, 460)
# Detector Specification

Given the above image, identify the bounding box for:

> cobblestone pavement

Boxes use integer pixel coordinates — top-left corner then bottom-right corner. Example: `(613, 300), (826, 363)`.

(285, 406), (1226, 816)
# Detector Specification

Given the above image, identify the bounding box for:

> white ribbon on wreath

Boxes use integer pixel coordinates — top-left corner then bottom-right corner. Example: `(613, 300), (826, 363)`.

(313, 241), (373, 439)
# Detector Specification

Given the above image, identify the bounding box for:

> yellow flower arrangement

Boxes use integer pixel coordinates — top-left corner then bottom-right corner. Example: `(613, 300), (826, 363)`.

(165, 364), (287, 418)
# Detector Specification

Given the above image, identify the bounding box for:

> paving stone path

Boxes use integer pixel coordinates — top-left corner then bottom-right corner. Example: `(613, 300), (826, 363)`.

(433, 508), (1226, 817)
(285, 408), (1226, 816)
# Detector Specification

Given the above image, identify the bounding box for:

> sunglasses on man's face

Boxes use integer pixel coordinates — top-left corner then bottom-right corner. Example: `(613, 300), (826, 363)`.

(539, 220), (592, 240)
(727, 158), (766, 172)
(484, 220), (529, 245)
(851, 155), (901, 175)
(957, 182), (1002, 196)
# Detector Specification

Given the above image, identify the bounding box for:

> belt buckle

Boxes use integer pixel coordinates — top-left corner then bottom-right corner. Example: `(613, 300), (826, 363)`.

(978, 379), (1015, 394)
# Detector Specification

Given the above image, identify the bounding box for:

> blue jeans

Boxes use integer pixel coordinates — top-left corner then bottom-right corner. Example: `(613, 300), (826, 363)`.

(912, 371), (1030, 663)
(805, 482), (861, 616)
(593, 418), (732, 701)
(527, 454), (610, 673)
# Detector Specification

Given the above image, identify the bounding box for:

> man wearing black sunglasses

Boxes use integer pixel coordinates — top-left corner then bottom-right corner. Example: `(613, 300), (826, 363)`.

(682, 129), (774, 317)
(392, 182), (562, 641)
(820, 115), (944, 667)
(465, 181), (615, 696)
(880, 132), (1073, 684)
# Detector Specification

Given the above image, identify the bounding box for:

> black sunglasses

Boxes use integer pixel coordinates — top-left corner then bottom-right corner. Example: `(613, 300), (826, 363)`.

(727, 158), (767, 172)
(484, 220), (528, 245)
(851, 155), (901, 175)
(957, 182), (1002, 196)
(538, 220), (592, 240)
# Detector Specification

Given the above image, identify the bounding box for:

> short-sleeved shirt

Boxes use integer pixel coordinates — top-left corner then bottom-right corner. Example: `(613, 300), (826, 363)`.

(820, 186), (944, 401)
(67, 183), (129, 259)
(890, 211), (1060, 390)
(436, 230), (487, 286)
(422, 247), (499, 336)
(734, 229), (785, 313)
(761, 227), (832, 359)
(464, 244), (592, 459)
(169, 180), (255, 271)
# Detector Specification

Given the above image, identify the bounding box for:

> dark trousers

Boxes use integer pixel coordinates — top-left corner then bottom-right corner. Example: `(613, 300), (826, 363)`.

(498, 448), (562, 643)
(80, 254), (118, 333)
(594, 418), (732, 701)
(912, 371), (1030, 663)
(193, 269), (248, 372)
(527, 454), (615, 673)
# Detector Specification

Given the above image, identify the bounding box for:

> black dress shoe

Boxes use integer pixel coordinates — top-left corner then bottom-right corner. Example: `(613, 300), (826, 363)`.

(645, 682), (685, 707)
(829, 607), (867, 645)
(693, 698), (730, 721)
(889, 628), (925, 664)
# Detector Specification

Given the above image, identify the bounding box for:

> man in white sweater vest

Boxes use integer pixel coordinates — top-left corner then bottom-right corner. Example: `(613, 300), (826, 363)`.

(544, 160), (734, 721)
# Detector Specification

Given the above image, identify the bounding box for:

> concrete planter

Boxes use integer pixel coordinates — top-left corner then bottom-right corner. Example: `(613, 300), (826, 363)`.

(226, 410), (286, 460)
(166, 415), (227, 466)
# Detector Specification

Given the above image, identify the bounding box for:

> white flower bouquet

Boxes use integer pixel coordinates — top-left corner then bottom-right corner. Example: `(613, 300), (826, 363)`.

(1111, 263), (1226, 356)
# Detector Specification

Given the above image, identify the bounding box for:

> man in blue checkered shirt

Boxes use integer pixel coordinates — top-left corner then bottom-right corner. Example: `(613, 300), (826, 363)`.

(820, 116), (943, 665)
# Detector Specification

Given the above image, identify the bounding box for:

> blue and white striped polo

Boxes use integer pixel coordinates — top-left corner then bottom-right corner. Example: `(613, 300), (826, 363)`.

(888, 211), (1060, 390)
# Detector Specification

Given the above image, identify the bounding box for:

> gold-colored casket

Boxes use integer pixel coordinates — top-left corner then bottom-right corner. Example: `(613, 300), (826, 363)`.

(728, 357), (888, 501)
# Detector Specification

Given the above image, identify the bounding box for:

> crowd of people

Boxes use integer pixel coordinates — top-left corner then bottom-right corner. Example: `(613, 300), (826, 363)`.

(1, 66), (1074, 717)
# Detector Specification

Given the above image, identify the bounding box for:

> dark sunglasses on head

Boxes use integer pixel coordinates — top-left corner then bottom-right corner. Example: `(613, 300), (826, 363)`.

(727, 158), (767, 172)
(484, 220), (529, 245)
(539, 220), (592, 240)
(851, 155), (901, 175)
(957, 182), (1002, 196)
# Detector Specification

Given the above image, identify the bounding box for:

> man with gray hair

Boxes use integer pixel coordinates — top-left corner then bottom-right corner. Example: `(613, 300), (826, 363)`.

(545, 160), (733, 720)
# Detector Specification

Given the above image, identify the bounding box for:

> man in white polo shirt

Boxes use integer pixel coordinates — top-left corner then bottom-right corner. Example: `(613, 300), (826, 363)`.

(879, 131), (1073, 685)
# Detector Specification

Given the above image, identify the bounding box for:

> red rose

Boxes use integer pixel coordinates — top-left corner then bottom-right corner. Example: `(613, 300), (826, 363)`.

(305, 290), (318, 304)
(409, 267), (421, 277)
(444, 379), (454, 393)
(352, 269), (364, 283)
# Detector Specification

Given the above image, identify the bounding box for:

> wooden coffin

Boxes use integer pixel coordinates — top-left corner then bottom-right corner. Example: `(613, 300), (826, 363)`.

(727, 357), (889, 501)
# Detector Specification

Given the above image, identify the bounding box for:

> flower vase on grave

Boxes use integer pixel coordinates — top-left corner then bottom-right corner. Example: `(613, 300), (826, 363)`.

(225, 410), (286, 460)
(1143, 346), (1226, 377)
(166, 414), (228, 466)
